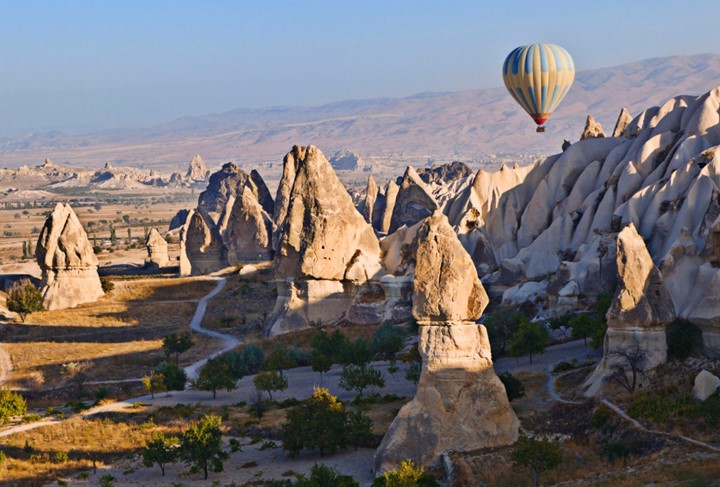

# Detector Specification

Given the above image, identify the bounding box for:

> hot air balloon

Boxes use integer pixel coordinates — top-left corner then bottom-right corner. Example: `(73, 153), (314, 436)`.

(502, 43), (575, 132)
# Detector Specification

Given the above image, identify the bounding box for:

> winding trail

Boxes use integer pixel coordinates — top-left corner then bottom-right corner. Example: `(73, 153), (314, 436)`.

(0, 276), (236, 437)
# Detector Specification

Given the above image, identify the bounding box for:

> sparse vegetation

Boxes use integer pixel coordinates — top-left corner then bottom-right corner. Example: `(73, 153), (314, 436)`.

(340, 363), (386, 397)
(253, 370), (288, 401)
(373, 459), (439, 487)
(498, 371), (525, 402)
(0, 388), (27, 424)
(163, 332), (194, 364)
(511, 435), (563, 487)
(509, 317), (548, 363)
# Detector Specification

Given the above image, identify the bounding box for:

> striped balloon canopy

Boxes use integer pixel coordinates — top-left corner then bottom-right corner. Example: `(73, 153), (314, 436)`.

(502, 43), (575, 127)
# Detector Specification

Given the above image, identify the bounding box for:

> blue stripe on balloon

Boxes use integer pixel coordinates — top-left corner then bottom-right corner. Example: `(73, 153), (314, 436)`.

(528, 86), (539, 114)
(525, 44), (534, 74)
(547, 83), (561, 113)
(561, 47), (573, 73)
(516, 87), (532, 114)
(549, 44), (564, 72)
(541, 85), (548, 112)
(540, 44), (548, 73)
(511, 47), (522, 75)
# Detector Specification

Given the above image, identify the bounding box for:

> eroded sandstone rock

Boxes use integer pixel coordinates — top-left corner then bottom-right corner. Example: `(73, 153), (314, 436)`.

(580, 115), (606, 140)
(225, 185), (274, 263)
(145, 228), (169, 268)
(35, 203), (104, 310)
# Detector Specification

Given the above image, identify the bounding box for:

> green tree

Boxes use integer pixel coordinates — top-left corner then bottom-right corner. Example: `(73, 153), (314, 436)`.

(339, 364), (385, 397)
(312, 329), (350, 363)
(569, 313), (601, 346)
(142, 431), (179, 476)
(340, 338), (373, 366)
(294, 463), (359, 487)
(162, 332), (194, 364)
(509, 318), (548, 364)
(195, 357), (237, 399)
(155, 362), (187, 391)
(6, 279), (44, 322)
(401, 344), (422, 384)
(282, 387), (348, 457)
(253, 370), (288, 400)
(142, 371), (167, 399)
(0, 388), (27, 424)
(511, 435), (563, 487)
(346, 409), (373, 450)
(484, 308), (523, 358)
(180, 414), (228, 480)
(371, 323), (404, 359)
(310, 350), (332, 386)
(265, 345), (297, 377)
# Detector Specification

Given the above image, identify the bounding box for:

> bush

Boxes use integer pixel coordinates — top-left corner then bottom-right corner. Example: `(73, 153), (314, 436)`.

(547, 314), (571, 331)
(590, 406), (611, 429)
(294, 463), (359, 487)
(666, 321), (702, 361)
(100, 277), (115, 293)
(155, 362), (187, 391)
(266, 345), (297, 375)
(6, 279), (44, 322)
(223, 344), (265, 378)
(339, 338), (373, 366)
(603, 441), (631, 462)
(0, 388), (27, 424)
(498, 372), (525, 402)
(552, 359), (578, 373)
(372, 323), (405, 359)
(372, 459), (440, 487)
(312, 329), (350, 363)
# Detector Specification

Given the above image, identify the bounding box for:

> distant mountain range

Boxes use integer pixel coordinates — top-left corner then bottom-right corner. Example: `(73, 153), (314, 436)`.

(1, 53), (720, 170)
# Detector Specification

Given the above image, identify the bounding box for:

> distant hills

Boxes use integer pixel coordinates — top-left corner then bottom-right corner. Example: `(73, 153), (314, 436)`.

(1, 53), (720, 170)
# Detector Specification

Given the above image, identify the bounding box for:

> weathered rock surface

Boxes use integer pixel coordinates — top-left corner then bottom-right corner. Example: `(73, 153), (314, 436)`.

(612, 108), (633, 137)
(417, 161), (473, 185)
(198, 162), (249, 215)
(169, 209), (190, 231)
(412, 211), (488, 322)
(186, 154), (208, 181)
(180, 208), (228, 276)
(374, 179), (399, 234)
(388, 167), (438, 233)
(225, 185), (274, 263)
(374, 211), (518, 473)
(360, 175), (379, 224)
(692, 370), (720, 401)
(580, 115), (606, 140)
(144, 228), (169, 268)
(274, 145), (381, 282)
(35, 203), (104, 310)
(585, 223), (674, 396)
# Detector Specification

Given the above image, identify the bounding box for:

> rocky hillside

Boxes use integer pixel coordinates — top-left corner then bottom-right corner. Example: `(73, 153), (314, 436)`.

(1, 54), (719, 168)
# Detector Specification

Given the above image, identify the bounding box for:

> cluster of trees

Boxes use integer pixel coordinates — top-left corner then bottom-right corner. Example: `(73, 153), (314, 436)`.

(484, 310), (548, 363)
(142, 414), (234, 480)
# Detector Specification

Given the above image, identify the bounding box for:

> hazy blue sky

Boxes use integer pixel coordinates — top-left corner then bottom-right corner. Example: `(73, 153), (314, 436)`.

(1, 1), (718, 136)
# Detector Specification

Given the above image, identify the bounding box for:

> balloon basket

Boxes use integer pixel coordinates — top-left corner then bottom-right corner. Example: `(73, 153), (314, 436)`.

(536, 126), (546, 133)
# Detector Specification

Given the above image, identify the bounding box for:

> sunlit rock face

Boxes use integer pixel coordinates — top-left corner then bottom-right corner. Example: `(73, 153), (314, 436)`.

(35, 203), (104, 310)
(373, 211), (518, 473)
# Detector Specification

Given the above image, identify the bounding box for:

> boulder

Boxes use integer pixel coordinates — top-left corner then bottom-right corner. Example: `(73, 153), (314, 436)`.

(373, 210), (517, 473)
(186, 154), (208, 181)
(580, 115), (606, 140)
(144, 228), (169, 268)
(35, 203), (104, 310)
(692, 370), (720, 401)
(274, 145), (381, 282)
(224, 185), (274, 263)
(389, 167), (438, 233)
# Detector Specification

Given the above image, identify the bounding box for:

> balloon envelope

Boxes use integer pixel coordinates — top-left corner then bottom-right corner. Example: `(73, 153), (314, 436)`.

(502, 43), (575, 126)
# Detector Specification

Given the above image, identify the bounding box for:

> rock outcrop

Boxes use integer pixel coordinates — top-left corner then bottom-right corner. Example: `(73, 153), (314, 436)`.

(417, 161), (473, 185)
(374, 211), (518, 473)
(224, 185), (274, 263)
(186, 154), (209, 181)
(144, 228), (169, 268)
(580, 115), (605, 140)
(198, 162), (249, 215)
(360, 175), (379, 224)
(328, 149), (372, 171)
(180, 209), (228, 276)
(388, 167), (438, 233)
(35, 203), (104, 310)
(612, 108), (632, 137)
(585, 223), (674, 395)
(266, 146), (383, 336)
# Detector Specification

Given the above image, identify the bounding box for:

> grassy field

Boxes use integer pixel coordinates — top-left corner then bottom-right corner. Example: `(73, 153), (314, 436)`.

(1, 277), (220, 396)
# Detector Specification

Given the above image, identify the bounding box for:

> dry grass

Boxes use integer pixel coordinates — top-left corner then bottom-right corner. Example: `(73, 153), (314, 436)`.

(1, 278), (221, 394)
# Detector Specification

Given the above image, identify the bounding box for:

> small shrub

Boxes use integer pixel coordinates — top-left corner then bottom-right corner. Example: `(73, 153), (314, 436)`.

(295, 463), (359, 487)
(603, 441), (631, 462)
(552, 359), (578, 373)
(100, 277), (115, 293)
(100, 474), (116, 487)
(6, 279), (44, 322)
(511, 435), (562, 487)
(498, 372), (525, 402)
(0, 388), (27, 424)
(373, 459), (439, 487)
(590, 407), (611, 429)
(666, 321), (702, 361)
(54, 451), (69, 463)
